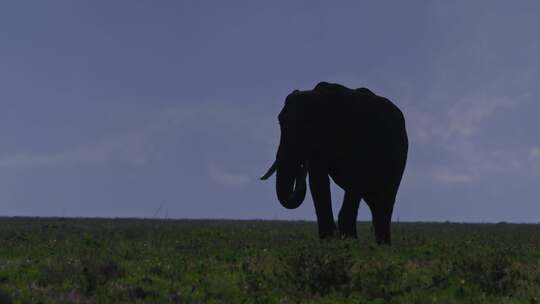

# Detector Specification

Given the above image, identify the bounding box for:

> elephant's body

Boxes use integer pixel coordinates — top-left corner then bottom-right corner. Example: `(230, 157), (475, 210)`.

(262, 82), (408, 244)
(301, 83), (407, 193)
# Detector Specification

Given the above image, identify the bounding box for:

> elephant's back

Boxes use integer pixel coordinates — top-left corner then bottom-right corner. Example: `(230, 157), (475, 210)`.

(333, 92), (407, 149)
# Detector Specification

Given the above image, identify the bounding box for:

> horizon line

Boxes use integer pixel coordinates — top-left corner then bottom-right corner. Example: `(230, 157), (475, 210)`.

(0, 215), (538, 225)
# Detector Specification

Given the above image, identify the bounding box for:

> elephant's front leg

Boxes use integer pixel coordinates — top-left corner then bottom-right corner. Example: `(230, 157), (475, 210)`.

(308, 168), (336, 239)
(338, 190), (361, 239)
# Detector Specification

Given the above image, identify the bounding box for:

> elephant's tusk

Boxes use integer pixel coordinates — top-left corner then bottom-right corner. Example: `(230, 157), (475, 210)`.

(260, 160), (277, 180)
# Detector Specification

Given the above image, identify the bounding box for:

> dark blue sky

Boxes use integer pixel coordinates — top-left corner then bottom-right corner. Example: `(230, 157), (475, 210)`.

(1, 1), (539, 222)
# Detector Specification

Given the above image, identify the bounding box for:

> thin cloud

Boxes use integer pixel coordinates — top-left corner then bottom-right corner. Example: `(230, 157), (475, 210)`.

(448, 94), (522, 138)
(0, 136), (149, 169)
(530, 147), (540, 172)
(405, 35), (537, 187)
(433, 169), (474, 184)
(0, 102), (269, 170)
(208, 164), (250, 186)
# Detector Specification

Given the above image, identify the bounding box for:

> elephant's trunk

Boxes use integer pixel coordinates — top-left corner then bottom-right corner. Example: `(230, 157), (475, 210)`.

(275, 161), (307, 209)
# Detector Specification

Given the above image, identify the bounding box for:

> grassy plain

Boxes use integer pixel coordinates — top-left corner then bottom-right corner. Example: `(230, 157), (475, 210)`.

(0, 218), (539, 303)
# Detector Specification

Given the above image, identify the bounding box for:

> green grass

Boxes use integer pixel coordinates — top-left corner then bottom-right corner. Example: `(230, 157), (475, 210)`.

(0, 218), (539, 303)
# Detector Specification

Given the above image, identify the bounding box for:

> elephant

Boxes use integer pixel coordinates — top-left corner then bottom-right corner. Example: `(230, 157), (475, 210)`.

(261, 82), (408, 244)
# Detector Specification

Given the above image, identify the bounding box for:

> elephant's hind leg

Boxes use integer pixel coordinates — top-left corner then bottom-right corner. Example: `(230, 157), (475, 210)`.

(365, 190), (396, 245)
(338, 190), (361, 239)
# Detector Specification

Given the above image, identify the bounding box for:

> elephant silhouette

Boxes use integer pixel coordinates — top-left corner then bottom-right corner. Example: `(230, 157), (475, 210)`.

(261, 82), (408, 244)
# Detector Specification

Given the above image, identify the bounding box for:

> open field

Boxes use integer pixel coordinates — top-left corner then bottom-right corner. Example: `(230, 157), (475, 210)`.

(0, 218), (539, 303)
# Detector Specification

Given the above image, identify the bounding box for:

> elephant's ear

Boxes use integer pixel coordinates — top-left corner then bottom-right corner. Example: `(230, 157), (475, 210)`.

(299, 92), (326, 138)
(284, 90), (323, 125)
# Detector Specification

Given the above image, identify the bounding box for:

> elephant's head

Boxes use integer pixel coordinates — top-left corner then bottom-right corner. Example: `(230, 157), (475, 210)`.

(261, 90), (314, 209)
